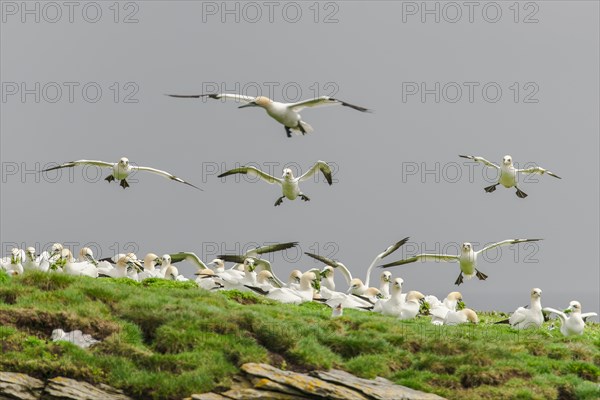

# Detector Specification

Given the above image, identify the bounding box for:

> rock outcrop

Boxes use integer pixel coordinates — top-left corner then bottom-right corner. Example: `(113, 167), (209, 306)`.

(1, 364), (446, 400)
(0, 373), (131, 400)
(190, 363), (446, 400)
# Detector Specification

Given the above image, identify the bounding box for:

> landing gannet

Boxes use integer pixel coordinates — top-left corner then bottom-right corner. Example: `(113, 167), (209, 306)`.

(218, 162), (332, 206)
(543, 301), (598, 336)
(379, 239), (542, 285)
(166, 93), (371, 138)
(459, 155), (561, 198)
(502, 288), (544, 330)
(42, 157), (201, 190)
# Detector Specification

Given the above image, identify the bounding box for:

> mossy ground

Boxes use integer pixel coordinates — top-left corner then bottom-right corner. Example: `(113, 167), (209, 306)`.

(0, 271), (599, 399)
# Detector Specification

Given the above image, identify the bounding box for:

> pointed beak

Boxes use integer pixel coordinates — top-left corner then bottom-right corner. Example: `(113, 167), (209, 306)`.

(238, 102), (257, 109)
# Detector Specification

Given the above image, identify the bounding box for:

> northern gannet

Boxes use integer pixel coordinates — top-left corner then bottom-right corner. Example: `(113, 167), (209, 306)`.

(194, 268), (224, 290)
(166, 93), (371, 138)
(287, 270), (303, 290)
(77, 247), (98, 266)
(373, 277), (405, 317)
(459, 155), (561, 198)
(379, 239), (542, 285)
(61, 249), (98, 278)
(501, 288), (544, 330)
(305, 237), (409, 291)
(399, 291), (426, 320)
(138, 253), (162, 280)
(163, 265), (188, 281)
(429, 292), (464, 324)
(218, 162), (332, 206)
(23, 247), (50, 272)
(0, 248), (24, 275)
(443, 309), (479, 325)
(42, 157), (201, 190)
(543, 301), (598, 336)
(246, 271), (319, 304)
(323, 287), (383, 310)
(97, 254), (142, 279)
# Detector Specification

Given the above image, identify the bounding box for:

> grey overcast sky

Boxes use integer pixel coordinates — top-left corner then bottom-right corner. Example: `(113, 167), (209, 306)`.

(1, 1), (598, 312)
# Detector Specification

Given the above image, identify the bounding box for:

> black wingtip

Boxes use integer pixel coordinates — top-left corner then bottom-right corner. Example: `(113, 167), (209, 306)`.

(244, 285), (268, 296)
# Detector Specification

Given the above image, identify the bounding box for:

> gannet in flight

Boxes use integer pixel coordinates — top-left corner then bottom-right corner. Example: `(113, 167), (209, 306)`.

(42, 157), (201, 190)
(543, 301), (598, 336)
(379, 238), (542, 285)
(166, 93), (371, 138)
(218, 162), (332, 206)
(459, 155), (561, 198)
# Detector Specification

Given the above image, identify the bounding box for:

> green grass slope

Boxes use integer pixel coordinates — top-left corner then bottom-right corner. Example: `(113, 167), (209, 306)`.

(0, 271), (599, 400)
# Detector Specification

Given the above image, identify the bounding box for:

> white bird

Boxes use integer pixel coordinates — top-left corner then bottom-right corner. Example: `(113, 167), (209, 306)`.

(443, 309), (479, 325)
(97, 254), (142, 279)
(214, 258), (260, 290)
(205, 258), (245, 283)
(168, 252), (209, 270)
(399, 291), (426, 320)
(324, 287), (383, 310)
(77, 247), (98, 266)
(166, 93), (371, 138)
(543, 301), (598, 336)
(138, 253), (162, 280)
(1, 248), (24, 275)
(194, 268), (224, 290)
(429, 292), (464, 324)
(378, 271), (392, 299)
(23, 247), (50, 272)
(246, 271), (319, 304)
(218, 162), (332, 206)
(287, 269), (303, 290)
(379, 238), (542, 285)
(305, 237), (409, 291)
(504, 288), (544, 330)
(42, 157), (201, 190)
(163, 265), (188, 281)
(61, 249), (98, 278)
(460, 155), (561, 198)
(373, 277), (405, 316)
